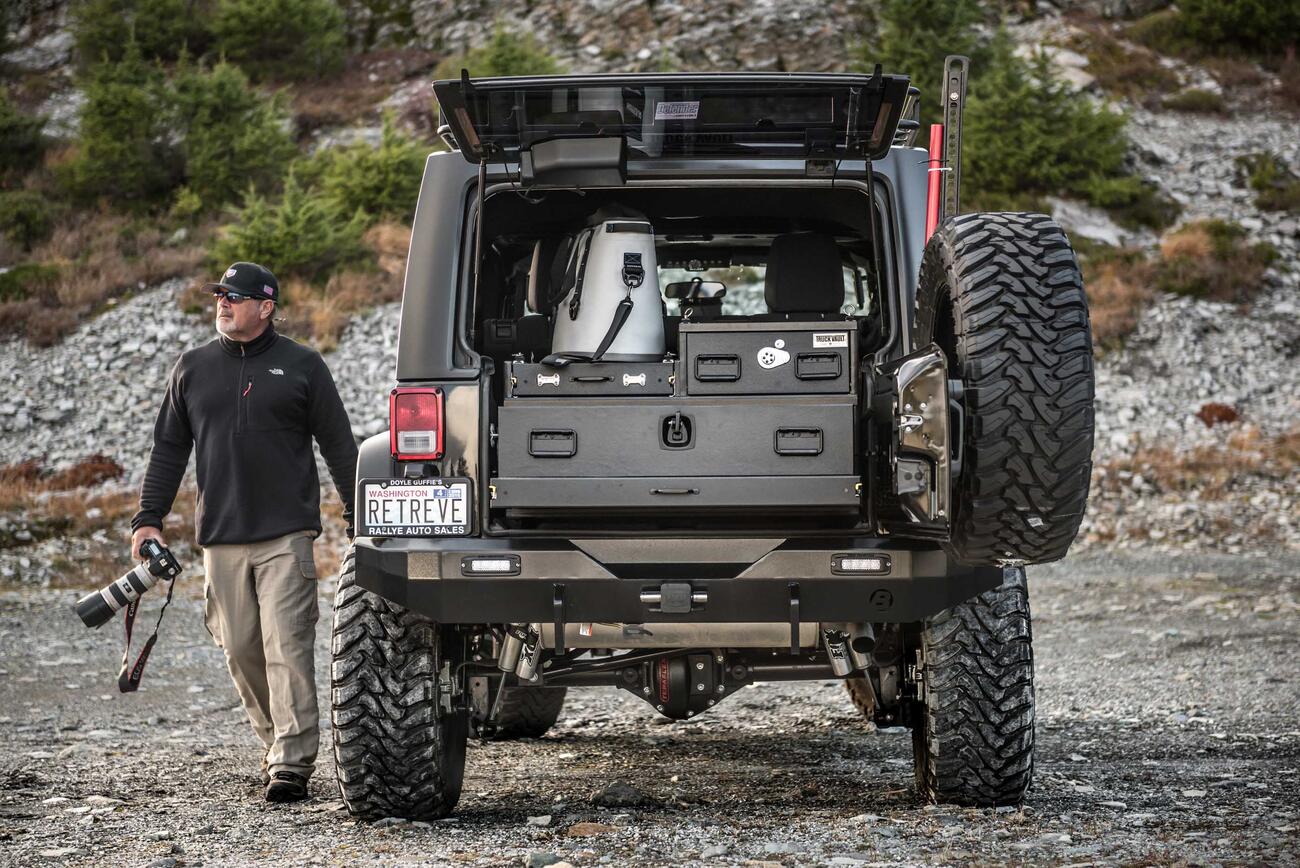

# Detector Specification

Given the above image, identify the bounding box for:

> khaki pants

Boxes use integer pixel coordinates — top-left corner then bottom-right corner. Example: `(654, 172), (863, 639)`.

(202, 530), (319, 779)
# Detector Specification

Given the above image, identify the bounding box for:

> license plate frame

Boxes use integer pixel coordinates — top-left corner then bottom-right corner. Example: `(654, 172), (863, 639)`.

(358, 478), (473, 538)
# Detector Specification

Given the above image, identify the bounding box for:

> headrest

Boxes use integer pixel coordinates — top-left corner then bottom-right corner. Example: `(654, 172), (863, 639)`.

(763, 233), (845, 313)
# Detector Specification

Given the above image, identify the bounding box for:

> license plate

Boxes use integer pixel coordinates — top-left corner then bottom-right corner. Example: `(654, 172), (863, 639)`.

(359, 478), (471, 537)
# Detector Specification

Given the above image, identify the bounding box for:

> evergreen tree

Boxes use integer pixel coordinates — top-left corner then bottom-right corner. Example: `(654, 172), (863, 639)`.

(210, 171), (367, 281)
(171, 58), (295, 207)
(71, 0), (213, 68)
(853, 0), (988, 126)
(211, 0), (347, 81)
(65, 40), (177, 204)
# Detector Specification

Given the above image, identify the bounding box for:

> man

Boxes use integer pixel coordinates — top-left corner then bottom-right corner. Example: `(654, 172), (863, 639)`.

(131, 261), (357, 803)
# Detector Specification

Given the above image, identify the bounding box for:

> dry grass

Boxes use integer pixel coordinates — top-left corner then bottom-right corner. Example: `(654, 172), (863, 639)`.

(0, 454), (128, 549)
(1083, 253), (1153, 351)
(291, 48), (437, 138)
(1098, 425), (1300, 500)
(1279, 52), (1300, 111)
(275, 222), (408, 350)
(0, 454), (202, 588)
(1, 208), (215, 346)
(1067, 27), (1179, 107)
(1153, 220), (1277, 303)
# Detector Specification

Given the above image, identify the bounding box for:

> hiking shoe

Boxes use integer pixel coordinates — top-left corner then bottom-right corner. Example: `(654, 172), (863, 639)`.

(265, 771), (309, 803)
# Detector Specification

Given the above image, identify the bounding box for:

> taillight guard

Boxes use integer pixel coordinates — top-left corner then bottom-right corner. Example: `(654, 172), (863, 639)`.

(390, 387), (445, 461)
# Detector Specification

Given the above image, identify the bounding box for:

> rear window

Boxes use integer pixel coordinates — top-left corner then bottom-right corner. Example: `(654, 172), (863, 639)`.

(658, 265), (868, 317)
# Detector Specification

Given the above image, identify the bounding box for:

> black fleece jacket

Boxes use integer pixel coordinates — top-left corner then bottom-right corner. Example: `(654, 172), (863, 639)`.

(131, 325), (358, 546)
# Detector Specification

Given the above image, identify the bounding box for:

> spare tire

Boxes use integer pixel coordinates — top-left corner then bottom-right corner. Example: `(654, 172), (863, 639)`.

(915, 212), (1094, 566)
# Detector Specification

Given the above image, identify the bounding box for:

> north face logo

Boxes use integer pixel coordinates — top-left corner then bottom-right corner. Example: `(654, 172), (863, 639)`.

(268, 368), (284, 375)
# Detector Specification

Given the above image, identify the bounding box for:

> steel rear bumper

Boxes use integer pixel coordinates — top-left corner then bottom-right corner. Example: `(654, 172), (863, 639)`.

(353, 537), (1002, 625)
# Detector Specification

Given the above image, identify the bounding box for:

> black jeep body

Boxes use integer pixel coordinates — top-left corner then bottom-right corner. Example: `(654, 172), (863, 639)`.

(331, 70), (1094, 818)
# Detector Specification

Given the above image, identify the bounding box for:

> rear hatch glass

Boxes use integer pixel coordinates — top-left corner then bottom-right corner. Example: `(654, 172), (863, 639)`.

(434, 72), (911, 164)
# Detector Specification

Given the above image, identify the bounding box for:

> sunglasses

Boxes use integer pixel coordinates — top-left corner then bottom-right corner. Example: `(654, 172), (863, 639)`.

(212, 289), (259, 304)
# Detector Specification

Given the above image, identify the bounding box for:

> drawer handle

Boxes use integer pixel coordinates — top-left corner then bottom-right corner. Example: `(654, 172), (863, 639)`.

(650, 487), (699, 495)
(529, 429), (577, 458)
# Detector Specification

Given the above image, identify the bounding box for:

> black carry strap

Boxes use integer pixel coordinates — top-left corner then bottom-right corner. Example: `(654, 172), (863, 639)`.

(117, 577), (177, 693)
(563, 228), (595, 320)
(543, 250), (643, 367)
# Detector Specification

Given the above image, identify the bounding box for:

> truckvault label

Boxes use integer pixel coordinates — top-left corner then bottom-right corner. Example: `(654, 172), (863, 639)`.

(813, 332), (849, 348)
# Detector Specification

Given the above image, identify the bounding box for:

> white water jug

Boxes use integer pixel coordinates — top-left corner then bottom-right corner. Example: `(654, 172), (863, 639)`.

(551, 217), (665, 361)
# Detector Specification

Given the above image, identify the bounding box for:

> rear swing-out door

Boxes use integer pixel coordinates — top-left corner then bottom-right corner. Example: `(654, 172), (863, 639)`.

(872, 346), (955, 538)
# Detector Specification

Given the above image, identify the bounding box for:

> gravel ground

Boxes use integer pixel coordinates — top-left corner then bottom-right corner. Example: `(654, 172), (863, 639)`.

(1, 550), (1297, 866)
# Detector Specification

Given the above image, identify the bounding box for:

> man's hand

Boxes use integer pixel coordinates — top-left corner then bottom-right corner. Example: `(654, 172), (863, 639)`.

(131, 526), (165, 561)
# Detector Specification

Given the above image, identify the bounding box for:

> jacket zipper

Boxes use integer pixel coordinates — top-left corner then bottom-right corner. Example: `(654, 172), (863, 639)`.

(236, 346), (246, 434)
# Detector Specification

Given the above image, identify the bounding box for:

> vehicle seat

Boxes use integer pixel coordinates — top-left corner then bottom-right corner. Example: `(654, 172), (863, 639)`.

(758, 232), (848, 321)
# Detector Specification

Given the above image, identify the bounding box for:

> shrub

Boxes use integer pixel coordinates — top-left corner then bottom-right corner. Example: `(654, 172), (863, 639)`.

(71, 0), (213, 67)
(1162, 88), (1228, 114)
(1235, 152), (1300, 213)
(0, 190), (56, 250)
(0, 89), (47, 179)
(210, 171), (368, 282)
(1070, 29), (1179, 106)
(0, 262), (61, 301)
(311, 115), (427, 224)
(1126, 9), (1202, 58)
(964, 37), (1174, 228)
(64, 41), (177, 205)
(434, 25), (563, 80)
(1153, 219), (1276, 302)
(170, 59), (295, 207)
(211, 0), (347, 81)
(850, 0), (988, 126)
(1180, 0), (1300, 56)
(1076, 244), (1152, 351)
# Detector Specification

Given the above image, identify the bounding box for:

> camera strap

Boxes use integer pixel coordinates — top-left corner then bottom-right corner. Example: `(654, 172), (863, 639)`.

(117, 577), (177, 693)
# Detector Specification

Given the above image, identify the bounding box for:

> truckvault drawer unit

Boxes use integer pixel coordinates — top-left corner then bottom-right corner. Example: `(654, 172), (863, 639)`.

(679, 320), (857, 396)
(492, 321), (862, 512)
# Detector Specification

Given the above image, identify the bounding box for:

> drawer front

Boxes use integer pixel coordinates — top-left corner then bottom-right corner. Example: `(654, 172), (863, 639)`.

(496, 398), (857, 478)
(682, 325), (854, 395)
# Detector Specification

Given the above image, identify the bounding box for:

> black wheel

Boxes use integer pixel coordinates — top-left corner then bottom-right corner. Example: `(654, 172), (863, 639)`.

(916, 212), (1094, 566)
(844, 677), (874, 720)
(331, 547), (468, 819)
(478, 685), (568, 740)
(911, 566), (1034, 807)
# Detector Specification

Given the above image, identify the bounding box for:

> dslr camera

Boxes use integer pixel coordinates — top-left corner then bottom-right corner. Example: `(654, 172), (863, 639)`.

(75, 539), (181, 629)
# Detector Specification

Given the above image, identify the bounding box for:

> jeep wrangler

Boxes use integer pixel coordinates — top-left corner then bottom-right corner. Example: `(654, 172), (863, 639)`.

(330, 65), (1095, 819)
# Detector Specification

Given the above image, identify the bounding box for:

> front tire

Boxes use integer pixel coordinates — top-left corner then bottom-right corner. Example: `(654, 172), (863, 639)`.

(331, 547), (468, 819)
(911, 567), (1035, 807)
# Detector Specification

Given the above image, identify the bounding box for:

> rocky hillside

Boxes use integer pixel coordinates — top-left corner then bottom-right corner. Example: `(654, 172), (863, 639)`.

(1, 0), (1297, 587)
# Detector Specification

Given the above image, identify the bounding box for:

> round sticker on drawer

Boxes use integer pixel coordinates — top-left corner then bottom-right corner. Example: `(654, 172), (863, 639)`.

(813, 332), (849, 348)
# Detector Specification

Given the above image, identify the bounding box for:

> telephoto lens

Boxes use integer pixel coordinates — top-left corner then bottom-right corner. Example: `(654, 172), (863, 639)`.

(75, 540), (182, 629)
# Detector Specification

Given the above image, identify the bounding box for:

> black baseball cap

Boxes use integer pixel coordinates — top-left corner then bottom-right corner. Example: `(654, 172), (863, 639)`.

(202, 261), (279, 302)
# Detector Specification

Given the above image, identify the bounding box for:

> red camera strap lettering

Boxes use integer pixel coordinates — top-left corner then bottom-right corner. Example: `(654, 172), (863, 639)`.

(117, 578), (177, 693)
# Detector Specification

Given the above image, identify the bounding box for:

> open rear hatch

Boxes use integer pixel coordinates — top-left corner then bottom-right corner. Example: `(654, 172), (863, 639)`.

(434, 71), (912, 181)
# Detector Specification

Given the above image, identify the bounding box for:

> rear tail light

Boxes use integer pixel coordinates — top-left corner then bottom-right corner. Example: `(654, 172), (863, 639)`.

(390, 387), (444, 460)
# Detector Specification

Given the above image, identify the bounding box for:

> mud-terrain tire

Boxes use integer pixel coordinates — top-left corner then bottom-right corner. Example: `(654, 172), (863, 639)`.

(485, 686), (568, 740)
(916, 212), (1094, 566)
(331, 547), (468, 819)
(911, 566), (1034, 807)
(844, 677), (874, 720)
